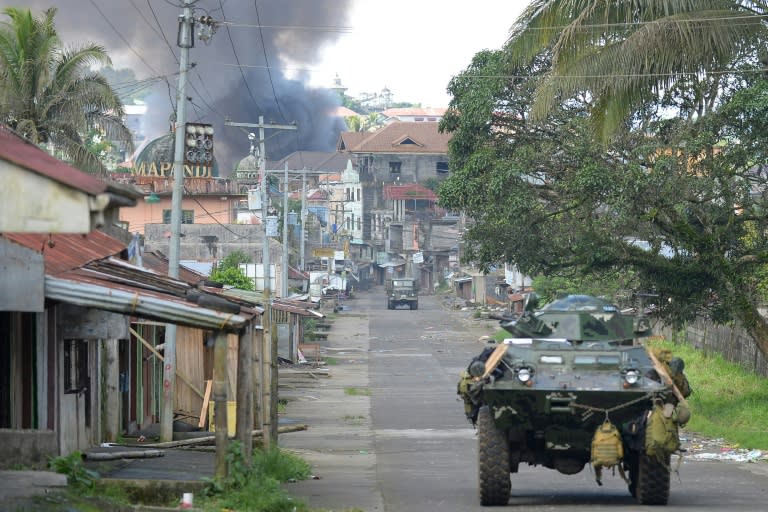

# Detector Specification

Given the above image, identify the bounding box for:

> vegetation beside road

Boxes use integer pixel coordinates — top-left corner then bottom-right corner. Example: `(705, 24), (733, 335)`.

(650, 338), (768, 450)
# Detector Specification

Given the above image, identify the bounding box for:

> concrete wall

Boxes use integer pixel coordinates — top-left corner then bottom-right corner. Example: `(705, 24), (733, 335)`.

(369, 154), (448, 185)
(145, 223), (266, 261)
(120, 195), (240, 236)
(0, 429), (58, 468)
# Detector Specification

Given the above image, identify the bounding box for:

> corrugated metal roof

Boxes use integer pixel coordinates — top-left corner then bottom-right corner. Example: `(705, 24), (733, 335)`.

(0, 125), (106, 195)
(47, 274), (248, 332)
(142, 251), (209, 284)
(383, 184), (437, 202)
(5, 230), (251, 330)
(219, 288), (322, 317)
(3, 231), (125, 275)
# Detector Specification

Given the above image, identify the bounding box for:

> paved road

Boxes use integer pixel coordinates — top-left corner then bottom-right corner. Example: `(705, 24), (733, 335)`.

(282, 286), (768, 512)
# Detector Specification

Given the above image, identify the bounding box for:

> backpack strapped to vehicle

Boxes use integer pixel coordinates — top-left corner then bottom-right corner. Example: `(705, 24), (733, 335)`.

(591, 419), (628, 485)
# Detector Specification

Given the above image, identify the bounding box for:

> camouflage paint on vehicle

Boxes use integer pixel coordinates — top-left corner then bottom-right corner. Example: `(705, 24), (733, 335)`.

(457, 294), (691, 506)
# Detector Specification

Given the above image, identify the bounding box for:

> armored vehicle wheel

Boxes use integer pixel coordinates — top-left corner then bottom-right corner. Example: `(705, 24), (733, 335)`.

(635, 453), (670, 505)
(477, 405), (510, 506)
(626, 454), (638, 498)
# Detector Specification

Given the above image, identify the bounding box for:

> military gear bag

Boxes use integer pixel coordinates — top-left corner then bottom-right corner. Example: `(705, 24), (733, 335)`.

(591, 420), (626, 485)
(591, 420), (624, 468)
(645, 404), (680, 459)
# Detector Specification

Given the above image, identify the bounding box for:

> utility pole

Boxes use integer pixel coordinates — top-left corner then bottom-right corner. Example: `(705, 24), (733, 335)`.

(300, 170), (307, 272)
(282, 163), (289, 298)
(224, 117), (296, 446)
(161, 0), (193, 443)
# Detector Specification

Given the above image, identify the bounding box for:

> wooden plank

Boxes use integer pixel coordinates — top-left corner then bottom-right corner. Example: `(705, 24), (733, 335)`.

(482, 344), (508, 379)
(129, 326), (204, 399)
(644, 345), (689, 405)
(198, 380), (213, 429)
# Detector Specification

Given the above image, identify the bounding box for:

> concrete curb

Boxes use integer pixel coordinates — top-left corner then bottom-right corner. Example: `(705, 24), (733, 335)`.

(278, 301), (385, 511)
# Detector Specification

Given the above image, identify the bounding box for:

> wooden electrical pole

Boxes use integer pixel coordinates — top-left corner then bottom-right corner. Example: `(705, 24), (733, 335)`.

(224, 118), (297, 447)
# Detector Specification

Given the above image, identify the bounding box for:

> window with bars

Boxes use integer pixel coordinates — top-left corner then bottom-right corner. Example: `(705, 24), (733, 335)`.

(162, 209), (195, 224)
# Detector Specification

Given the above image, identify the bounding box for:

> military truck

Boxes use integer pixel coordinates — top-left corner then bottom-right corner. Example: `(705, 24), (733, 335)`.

(386, 277), (419, 310)
(457, 294), (691, 506)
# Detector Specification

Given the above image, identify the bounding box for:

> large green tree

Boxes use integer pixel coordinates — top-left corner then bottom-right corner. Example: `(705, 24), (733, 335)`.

(506, 0), (768, 139)
(439, 47), (768, 356)
(0, 7), (132, 174)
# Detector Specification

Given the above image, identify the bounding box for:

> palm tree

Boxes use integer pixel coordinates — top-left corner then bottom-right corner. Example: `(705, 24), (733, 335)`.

(0, 7), (133, 174)
(506, 0), (768, 139)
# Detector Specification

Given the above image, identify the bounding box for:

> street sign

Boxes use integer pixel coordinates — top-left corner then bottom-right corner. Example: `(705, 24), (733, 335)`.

(266, 216), (279, 237)
(313, 248), (335, 257)
(412, 252), (424, 264)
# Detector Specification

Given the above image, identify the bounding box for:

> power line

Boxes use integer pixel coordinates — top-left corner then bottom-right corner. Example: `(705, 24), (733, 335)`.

(220, 21), (352, 33)
(512, 13), (768, 33)
(87, 0), (162, 77)
(143, 0), (179, 64)
(253, 0), (289, 123)
(87, 0), (178, 112)
(218, 0), (263, 112)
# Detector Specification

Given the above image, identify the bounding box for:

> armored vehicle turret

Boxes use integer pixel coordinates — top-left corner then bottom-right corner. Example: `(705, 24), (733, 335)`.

(457, 294), (691, 506)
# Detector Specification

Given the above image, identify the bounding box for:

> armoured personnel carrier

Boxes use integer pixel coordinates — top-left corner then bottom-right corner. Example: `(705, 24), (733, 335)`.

(457, 294), (691, 506)
(386, 277), (419, 310)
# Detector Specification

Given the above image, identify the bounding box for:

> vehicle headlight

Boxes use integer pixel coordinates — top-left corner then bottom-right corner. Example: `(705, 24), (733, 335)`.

(624, 369), (640, 385)
(517, 367), (532, 383)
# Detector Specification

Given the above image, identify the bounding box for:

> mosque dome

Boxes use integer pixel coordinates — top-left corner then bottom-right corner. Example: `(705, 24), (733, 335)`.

(236, 153), (259, 171)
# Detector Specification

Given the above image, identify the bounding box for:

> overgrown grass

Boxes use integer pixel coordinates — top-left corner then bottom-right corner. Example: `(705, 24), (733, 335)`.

(344, 387), (372, 396)
(343, 415), (367, 425)
(199, 441), (312, 512)
(46, 452), (132, 510)
(649, 338), (768, 449)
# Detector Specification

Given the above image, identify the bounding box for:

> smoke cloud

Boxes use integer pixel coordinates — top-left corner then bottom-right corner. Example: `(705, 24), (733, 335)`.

(0, 1), (353, 174)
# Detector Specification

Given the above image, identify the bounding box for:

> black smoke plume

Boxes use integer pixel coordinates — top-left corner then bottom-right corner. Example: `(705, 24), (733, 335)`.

(0, 1), (352, 174)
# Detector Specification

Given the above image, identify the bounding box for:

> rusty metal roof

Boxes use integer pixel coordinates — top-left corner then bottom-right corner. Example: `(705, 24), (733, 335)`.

(0, 126), (106, 195)
(383, 183), (438, 202)
(4, 230), (251, 330)
(2, 231), (125, 275)
(141, 250), (209, 285)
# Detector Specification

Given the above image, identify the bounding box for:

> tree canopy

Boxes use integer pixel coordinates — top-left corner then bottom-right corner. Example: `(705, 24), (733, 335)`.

(210, 250), (254, 291)
(438, 41), (768, 355)
(506, 0), (768, 140)
(0, 7), (133, 174)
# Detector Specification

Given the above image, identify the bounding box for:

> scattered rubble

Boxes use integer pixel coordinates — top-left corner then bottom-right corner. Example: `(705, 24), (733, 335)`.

(682, 433), (768, 463)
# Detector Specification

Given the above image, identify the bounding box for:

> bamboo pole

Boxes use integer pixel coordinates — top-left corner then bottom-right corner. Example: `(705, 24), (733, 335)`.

(213, 331), (229, 479)
(136, 424), (309, 449)
(236, 322), (254, 463)
(84, 450), (164, 461)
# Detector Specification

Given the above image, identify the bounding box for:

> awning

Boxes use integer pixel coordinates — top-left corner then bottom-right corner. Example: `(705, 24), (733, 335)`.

(46, 275), (248, 332)
(377, 261), (405, 268)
